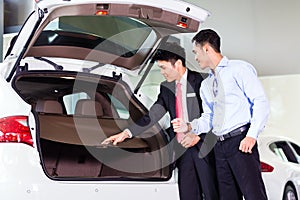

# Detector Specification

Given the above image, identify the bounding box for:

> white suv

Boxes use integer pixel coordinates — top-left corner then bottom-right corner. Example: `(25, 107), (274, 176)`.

(0, 0), (209, 199)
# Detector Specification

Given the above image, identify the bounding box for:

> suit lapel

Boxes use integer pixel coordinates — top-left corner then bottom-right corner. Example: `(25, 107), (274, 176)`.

(186, 70), (200, 121)
(162, 81), (176, 119)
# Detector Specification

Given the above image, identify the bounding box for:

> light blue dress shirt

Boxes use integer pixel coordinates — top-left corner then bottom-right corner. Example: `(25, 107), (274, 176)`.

(190, 56), (270, 139)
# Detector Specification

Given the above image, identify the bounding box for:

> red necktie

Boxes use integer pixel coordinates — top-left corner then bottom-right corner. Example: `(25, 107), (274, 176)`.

(175, 82), (185, 142)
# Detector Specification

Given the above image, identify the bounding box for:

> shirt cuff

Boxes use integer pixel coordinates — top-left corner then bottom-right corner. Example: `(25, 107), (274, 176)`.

(124, 128), (133, 138)
(246, 128), (259, 140)
(190, 120), (199, 135)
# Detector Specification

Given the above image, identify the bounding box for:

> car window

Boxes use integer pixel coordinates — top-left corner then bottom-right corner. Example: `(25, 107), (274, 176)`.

(138, 63), (165, 108)
(269, 142), (289, 162)
(107, 94), (129, 119)
(290, 142), (300, 156)
(270, 141), (298, 163)
(35, 16), (153, 58)
(290, 142), (300, 163)
(63, 92), (90, 115)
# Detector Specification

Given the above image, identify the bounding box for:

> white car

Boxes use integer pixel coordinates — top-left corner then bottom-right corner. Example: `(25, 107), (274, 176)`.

(259, 135), (300, 200)
(0, 0), (210, 199)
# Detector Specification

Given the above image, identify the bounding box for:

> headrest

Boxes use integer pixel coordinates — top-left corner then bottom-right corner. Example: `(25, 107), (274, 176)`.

(75, 99), (103, 117)
(36, 100), (63, 114)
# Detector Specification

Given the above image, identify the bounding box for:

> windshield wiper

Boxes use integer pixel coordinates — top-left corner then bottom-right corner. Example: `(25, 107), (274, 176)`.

(34, 57), (63, 71)
(82, 63), (105, 73)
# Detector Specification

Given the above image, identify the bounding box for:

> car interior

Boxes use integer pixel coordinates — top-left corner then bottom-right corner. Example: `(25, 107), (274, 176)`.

(13, 71), (172, 180)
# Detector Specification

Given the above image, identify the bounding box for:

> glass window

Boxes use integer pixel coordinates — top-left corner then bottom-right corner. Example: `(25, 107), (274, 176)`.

(108, 94), (129, 119)
(63, 92), (90, 115)
(290, 142), (300, 156)
(270, 141), (298, 163)
(269, 142), (288, 162)
(35, 15), (153, 57)
(290, 142), (300, 163)
(138, 63), (164, 108)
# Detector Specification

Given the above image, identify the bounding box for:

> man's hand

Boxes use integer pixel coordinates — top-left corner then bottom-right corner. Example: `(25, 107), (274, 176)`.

(239, 136), (256, 153)
(171, 118), (188, 133)
(101, 130), (130, 146)
(180, 133), (200, 148)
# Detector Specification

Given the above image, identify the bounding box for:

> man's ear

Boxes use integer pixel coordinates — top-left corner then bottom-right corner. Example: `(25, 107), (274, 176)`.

(202, 43), (209, 53)
(174, 59), (183, 69)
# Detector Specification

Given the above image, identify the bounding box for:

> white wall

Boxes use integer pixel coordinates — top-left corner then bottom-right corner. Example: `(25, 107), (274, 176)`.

(260, 74), (300, 143)
(186, 0), (300, 77)
(2, 33), (16, 59)
(4, 0), (34, 33)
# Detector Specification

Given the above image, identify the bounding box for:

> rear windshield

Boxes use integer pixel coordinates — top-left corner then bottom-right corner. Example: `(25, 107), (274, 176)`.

(34, 16), (153, 57)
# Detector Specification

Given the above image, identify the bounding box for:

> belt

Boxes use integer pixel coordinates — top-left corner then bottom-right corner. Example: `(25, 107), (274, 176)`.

(217, 124), (250, 142)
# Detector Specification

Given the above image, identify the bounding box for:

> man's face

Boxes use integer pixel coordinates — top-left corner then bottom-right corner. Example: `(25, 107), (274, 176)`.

(192, 42), (209, 70)
(157, 60), (180, 82)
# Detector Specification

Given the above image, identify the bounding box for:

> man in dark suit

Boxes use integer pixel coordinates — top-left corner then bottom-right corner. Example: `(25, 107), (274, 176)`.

(102, 42), (218, 200)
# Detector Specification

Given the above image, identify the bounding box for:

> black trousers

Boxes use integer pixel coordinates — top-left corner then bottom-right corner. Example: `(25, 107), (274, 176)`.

(214, 132), (268, 200)
(175, 140), (219, 200)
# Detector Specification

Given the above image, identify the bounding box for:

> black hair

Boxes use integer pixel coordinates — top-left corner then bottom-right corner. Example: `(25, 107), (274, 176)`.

(152, 42), (186, 67)
(192, 29), (221, 53)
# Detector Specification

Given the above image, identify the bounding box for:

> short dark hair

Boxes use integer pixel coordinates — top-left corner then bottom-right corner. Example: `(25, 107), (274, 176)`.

(192, 29), (221, 53)
(152, 42), (186, 67)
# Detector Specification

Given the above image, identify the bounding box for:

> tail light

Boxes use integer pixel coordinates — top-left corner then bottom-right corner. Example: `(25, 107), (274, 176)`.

(177, 22), (188, 29)
(95, 10), (109, 16)
(0, 116), (33, 146)
(260, 161), (274, 172)
(95, 4), (109, 15)
(177, 17), (189, 29)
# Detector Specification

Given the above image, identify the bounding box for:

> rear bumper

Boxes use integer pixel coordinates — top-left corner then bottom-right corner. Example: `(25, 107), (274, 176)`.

(0, 144), (179, 200)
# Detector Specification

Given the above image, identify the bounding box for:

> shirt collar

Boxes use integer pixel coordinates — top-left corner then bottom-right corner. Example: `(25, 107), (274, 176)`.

(176, 69), (188, 85)
(208, 56), (229, 77)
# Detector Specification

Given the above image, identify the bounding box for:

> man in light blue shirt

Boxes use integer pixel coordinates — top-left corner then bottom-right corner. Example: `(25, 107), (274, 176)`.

(172, 29), (269, 200)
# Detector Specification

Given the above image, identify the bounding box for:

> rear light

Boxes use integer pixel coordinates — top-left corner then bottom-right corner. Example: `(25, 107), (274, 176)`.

(177, 16), (188, 29)
(95, 10), (109, 16)
(96, 4), (109, 15)
(0, 116), (33, 146)
(260, 161), (274, 172)
(177, 22), (188, 29)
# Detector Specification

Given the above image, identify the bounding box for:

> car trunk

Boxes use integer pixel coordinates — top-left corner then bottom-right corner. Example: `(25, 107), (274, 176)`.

(13, 71), (172, 180)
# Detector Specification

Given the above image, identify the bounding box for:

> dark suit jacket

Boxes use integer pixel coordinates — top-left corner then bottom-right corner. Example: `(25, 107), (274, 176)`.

(129, 69), (205, 140)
